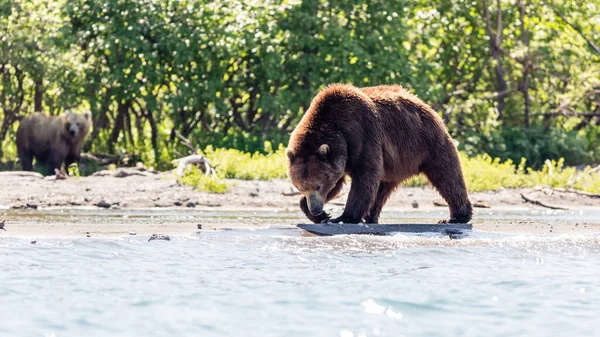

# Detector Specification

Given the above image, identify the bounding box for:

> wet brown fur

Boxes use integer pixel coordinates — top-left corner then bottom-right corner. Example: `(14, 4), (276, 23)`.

(287, 84), (473, 224)
(16, 112), (91, 176)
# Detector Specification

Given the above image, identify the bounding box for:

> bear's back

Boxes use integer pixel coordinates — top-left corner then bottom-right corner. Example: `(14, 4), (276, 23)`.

(17, 113), (67, 155)
(360, 85), (446, 131)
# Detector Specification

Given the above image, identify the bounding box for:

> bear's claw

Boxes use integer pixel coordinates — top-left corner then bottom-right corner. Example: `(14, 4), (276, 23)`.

(323, 217), (363, 224)
(439, 217), (469, 224)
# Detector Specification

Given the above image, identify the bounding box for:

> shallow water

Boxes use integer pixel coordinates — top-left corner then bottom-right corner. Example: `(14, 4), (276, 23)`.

(1, 227), (599, 337)
(5, 206), (600, 227)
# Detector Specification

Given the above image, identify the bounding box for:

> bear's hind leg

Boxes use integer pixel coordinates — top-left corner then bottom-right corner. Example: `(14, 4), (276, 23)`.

(421, 156), (472, 223)
(19, 152), (33, 171)
(364, 181), (397, 224)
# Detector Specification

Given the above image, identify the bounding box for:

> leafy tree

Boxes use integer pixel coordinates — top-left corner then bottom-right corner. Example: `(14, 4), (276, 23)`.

(0, 0), (598, 169)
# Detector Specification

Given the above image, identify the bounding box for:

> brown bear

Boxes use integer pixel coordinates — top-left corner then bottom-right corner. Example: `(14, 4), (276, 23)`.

(16, 110), (92, 176)
(286, 84), (472, 224)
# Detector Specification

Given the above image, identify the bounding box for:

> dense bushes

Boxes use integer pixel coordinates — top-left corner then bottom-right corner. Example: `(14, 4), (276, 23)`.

(1, 0), (599, 169)
(461, 126), (600, 170)
(179, 145), (600, 193)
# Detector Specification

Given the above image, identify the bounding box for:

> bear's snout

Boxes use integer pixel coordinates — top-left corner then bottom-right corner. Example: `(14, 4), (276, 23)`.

(307, 192), (324, 215)
(69, 127), (77, 137)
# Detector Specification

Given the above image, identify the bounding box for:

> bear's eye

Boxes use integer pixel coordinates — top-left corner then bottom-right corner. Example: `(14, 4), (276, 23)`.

(316, 186), (321, 191)
(76, 122), (81, 126)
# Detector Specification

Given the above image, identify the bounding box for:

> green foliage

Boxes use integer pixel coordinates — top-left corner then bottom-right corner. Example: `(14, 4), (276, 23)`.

(179, 167), (229, 194)
(0, 137), (17, 162)
(77, 160), (100, 177)
(368, 154), (600, 193)
(203, 142), (288, 180)
(461, 127), (595, 170)
(182, 146), (600, 193)
(462, 154), (600, 193)
(67, 163), (81, 177)
(461, 154), (529, 191)
(1, 0), (599, 172)
(403, 174), (429, 188)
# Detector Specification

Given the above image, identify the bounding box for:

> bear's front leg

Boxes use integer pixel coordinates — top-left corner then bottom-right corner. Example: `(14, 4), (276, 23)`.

(18, 152), (34, 171)
(325, 172), (379, 224)
(65, 153), (80, 169)
(46, 152), (65, 176)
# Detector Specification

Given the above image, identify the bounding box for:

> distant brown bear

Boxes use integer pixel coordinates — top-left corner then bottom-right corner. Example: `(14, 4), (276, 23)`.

(286, 84), (472, 224)
(16, 111), (92, 176)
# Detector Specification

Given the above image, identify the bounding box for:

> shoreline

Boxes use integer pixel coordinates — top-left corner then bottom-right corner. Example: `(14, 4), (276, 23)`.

(0, 171), (599, 238)
(2, 204), (600, 239)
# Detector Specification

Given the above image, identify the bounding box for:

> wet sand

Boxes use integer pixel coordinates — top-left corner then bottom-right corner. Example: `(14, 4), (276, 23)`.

(0, 171), (599, 238)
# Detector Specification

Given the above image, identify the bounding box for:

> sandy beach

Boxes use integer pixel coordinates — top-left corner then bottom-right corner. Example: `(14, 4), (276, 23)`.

(0, 171), (599, 238)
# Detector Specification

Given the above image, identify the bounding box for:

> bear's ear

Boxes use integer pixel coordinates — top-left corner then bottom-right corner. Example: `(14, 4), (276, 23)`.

(317, 144), (329, 160)
(83, 110), (92, 122)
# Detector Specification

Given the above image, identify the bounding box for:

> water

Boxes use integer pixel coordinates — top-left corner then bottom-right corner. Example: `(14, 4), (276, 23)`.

(1, 227), (599, 337)
(5, 207), (600, 229)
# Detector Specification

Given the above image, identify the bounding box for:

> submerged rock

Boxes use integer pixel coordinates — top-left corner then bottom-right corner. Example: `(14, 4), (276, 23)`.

(96, 200), (120, 209)
(95, 200), (111, 208)
(148, 234), (170, 242)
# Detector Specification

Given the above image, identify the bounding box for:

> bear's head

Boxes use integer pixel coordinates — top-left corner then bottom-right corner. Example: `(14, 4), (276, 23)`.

(286, 143), (345, 216)
(63, 110), (92, 140)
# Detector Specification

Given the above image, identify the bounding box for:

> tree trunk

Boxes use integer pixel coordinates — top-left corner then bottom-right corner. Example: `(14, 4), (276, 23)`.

(87, 90), (112, 148)
(519, 0), (531, 128)
(482, 0), (508, 119)
(124, 106), (134, 146)
(146, 109), (159, 157)
(135, 111), (143, 135)
(34, 77), (44, 112)
(110, 101), (130, 150)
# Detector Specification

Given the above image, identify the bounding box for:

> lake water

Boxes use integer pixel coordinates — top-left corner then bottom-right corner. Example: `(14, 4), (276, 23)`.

(2, 221), (600, 337)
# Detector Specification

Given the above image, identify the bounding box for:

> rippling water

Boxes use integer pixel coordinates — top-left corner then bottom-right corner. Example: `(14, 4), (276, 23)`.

(1, 229), (599, 337)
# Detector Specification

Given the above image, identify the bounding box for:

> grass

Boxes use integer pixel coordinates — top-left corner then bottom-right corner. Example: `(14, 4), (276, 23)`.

(202, 142), (288, 180)
(179, 166), (230, 193)
(406, 154), (600, 193)
(178, 142), (600, 194)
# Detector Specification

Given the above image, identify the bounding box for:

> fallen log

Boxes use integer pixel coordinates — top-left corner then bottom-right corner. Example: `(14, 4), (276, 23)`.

(281, 188), (301, 196)
(473, 201), (491, 208)
(91, 167), (156, 178)
(172, 155), (216, 177)
(80, 153), (139, 167)
(542, 187), (600, 199)
(0, 171), (44, 179)
(520, 193), (568, 210)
